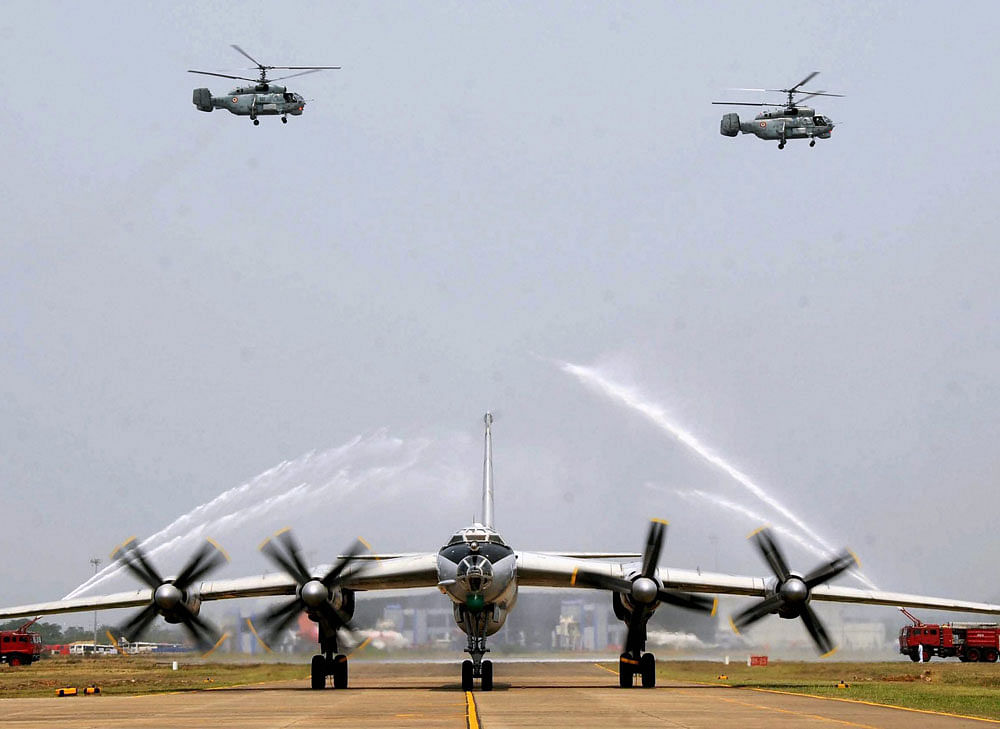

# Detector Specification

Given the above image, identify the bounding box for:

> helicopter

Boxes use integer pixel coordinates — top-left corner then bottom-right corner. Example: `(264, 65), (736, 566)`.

(713, 72), (842, 149)
(189, 45), (339, 126)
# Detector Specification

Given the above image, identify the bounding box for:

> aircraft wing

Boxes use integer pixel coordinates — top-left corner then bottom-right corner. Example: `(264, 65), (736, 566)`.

(0, 553), (440, 621)
(515, 551), (1000, 616)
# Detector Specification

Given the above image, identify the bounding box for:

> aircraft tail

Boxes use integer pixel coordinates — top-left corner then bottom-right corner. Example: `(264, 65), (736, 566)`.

(482, 413), (494, 529)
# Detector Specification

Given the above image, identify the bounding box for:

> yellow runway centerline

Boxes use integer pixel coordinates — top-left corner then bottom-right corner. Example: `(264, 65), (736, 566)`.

(465, 691), (481, 729)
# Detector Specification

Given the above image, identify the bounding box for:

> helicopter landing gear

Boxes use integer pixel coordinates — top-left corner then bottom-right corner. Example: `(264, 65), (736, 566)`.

(252, 119), (260, 126)
(281, 116), (288, 124)
(809, 139), (816, 147)
(778, 142), (785, 150)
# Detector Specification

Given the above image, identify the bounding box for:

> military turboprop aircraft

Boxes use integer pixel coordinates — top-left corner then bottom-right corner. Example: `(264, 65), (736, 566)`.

(189, 45), (339, 126)
(714, 71), (842, 149)
(3, 414), (1000, 692)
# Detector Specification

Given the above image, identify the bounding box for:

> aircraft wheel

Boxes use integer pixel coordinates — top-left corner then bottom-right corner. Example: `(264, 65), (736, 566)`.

(618, 654), (635, 688)
(331, 654), (348, 689)
(481, 660), (493, 691)
(810, 139), (816, 147)
(282, 116), (288, 124)
(461, 659), (474, 691)
(253, 119), (260, 126)
(778, 143), (785, 150)
(640, 653), (656, 688)
(310, 655), (327, 689)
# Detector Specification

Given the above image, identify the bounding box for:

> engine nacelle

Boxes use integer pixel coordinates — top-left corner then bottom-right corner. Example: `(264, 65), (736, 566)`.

(720, 112), (741, 137)
(192, 88), (214, 112)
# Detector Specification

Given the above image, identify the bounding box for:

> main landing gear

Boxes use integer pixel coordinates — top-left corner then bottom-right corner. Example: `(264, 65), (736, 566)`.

(310, 623), (349, 689)
(459, 608), (494, 691)
(810, 139), (816, 147)
(311, 653), (348, 689)
(282, 116), (288, 124)
(619, 652), (656, 688)
(252, 118), (260, 126)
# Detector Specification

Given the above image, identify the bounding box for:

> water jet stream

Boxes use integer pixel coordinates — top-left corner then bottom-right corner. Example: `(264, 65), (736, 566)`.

(562, 360), (878, 588)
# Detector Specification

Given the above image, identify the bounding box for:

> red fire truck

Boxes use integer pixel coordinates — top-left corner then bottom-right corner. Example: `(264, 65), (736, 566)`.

(899, 609), (1000, 663)
(0, 620), (44, 666)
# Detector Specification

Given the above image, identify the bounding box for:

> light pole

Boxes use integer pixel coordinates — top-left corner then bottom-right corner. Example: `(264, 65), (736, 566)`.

(90, 558), (101, 652)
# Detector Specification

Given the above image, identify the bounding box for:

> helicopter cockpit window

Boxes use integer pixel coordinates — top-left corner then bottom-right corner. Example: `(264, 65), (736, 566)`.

(284, 93), (294, 102)
(815, 116), (828, 125)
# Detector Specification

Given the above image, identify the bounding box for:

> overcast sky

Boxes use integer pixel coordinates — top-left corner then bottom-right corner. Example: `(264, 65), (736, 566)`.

(2, 2), (998, 622)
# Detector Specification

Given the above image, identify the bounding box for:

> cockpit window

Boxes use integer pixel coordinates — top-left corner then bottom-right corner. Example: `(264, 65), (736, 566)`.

(446, 528), (507, 547)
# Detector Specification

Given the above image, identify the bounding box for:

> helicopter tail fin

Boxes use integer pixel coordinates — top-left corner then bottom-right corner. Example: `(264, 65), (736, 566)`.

(193, 88), (214, 112)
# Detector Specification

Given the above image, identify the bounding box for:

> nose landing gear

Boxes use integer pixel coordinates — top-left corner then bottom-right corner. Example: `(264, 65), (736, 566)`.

(281, 116), (288, 124)
(459, 607), (494, 691)
(252, 119), (259, 126)
(810, 139), (816, 147)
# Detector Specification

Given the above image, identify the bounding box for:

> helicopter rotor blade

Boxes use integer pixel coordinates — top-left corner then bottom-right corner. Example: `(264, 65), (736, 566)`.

(269, 66), (341, 70)
(795, 90), (845, 100)
(789, 71), (819, 92)
(712, 102), (781, 107)
(188, 70), (259, 83)
(268, 69), (329, 82)
(231, 44), (267, 70)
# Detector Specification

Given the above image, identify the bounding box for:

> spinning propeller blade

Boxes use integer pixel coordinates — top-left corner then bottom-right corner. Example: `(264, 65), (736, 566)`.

(111, 538), (230, 653)
(731, 528), (856, 656)
(254, 529), (369, 650)
(571, 520), (716, 657)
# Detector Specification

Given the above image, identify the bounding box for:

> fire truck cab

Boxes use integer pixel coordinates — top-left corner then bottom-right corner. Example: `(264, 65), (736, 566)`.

(0, 625), (43, 666)
(899, 621), (1000, 663)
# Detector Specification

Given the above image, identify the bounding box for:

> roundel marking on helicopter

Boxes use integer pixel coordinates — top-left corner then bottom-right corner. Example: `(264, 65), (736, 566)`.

(759, 121), (766, 128)
(232, 97), (239, 104)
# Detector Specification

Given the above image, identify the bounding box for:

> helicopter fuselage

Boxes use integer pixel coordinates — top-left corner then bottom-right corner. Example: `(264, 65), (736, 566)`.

(746, 107), (834, 140)
(720, 105), (835, 146)
(192, 83), (306, 121)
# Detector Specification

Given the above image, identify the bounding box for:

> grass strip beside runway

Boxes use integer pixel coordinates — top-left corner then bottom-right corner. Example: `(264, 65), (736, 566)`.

(648, 660), (1000, 721)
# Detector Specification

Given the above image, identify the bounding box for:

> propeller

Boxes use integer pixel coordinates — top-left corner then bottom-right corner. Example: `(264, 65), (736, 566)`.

(111, 537), (229, 653)
(731, 527), (858, 656)
(570, 520), (717, 657)
(253, 528), (368, 649)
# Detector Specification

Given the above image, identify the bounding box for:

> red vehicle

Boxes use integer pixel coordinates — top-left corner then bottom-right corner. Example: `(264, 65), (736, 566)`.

(899, 609), (1000, 663)
(0, 620), (43, 666)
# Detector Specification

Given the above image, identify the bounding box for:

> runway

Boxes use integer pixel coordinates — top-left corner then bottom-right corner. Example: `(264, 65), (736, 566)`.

(2, 661), (993, 728)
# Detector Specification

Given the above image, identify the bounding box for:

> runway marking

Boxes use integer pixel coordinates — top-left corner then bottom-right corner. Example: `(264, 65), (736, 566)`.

(749, 687), (1000, 724)
(465, 691), (481, 729)
(594, 663), (999, 724)
(703, 693), (881, 728)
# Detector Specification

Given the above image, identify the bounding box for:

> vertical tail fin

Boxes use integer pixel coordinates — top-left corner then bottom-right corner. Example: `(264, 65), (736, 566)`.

(482, 412), (494, 529)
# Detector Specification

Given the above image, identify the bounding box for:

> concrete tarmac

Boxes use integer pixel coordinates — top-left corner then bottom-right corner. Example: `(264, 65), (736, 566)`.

(2, 661), (994, 728)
